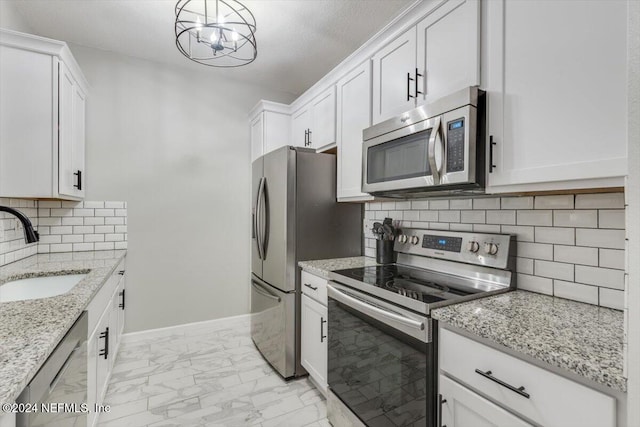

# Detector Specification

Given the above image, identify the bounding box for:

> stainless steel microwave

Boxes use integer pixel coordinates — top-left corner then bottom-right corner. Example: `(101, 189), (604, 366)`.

(362, 86), (485, 198)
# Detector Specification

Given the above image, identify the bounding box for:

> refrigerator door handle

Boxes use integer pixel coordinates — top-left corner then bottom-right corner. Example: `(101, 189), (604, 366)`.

(261, 177), (270, 259)
(255, 177), (265, 260)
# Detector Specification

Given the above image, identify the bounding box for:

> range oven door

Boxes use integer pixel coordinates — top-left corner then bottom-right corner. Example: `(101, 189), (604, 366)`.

(250, 274), (296, 379)
(362, 104), (476, 194)
(327, 283), (437, 427)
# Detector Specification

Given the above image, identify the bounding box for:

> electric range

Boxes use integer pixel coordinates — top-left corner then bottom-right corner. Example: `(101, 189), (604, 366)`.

(326, 228), (516, 427)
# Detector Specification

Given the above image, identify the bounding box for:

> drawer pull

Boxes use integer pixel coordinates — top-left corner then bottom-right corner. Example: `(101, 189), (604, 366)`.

(475, 369), (530, 399)
(304, 283), (318, 291)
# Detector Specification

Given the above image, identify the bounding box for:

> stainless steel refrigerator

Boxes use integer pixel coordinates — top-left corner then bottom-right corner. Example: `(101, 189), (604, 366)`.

(250, 146), (362, 379)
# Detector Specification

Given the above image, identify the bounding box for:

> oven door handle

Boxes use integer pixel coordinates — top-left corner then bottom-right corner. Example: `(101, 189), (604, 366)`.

(328, 284), (425, 332)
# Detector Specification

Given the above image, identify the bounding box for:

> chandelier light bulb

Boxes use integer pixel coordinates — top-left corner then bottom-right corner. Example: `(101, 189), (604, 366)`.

(231, 29), (239, 41)
(218, 14), (225, 25)
(195, 16), (202, 31)
(210, 31), (218, 42)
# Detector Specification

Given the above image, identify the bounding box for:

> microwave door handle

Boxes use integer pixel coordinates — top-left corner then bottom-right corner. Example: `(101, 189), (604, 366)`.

(427, 116), (442, 185)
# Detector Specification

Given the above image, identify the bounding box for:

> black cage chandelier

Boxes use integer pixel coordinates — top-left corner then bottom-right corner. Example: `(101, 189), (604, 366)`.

(175, 0), (257, 67)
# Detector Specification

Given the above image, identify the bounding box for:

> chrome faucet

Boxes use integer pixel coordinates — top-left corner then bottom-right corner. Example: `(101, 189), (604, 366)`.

(0, 206), (39, 243)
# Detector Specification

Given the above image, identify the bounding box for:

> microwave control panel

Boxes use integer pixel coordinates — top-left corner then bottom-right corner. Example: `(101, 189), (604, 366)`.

(446, 118), (465, 173)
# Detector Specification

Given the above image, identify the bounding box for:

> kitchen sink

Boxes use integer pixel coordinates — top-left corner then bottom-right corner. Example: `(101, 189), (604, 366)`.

(0, 274), (87, 303)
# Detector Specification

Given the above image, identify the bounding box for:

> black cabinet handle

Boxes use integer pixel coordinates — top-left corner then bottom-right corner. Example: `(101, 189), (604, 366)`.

(304, 283), (318, 291)
(407, 72), (414, 100)
(320, 317), (327, 343)
(307, 129), (312, 146)
(73, 170), (82, 190)
(119, 289), (125, 310)
(415, 68), (423, 98)
(438, 394), (447, 427)
(304, 129), (308, 146)
(118, 270), (125, 275)
(489, 135), (497, 173)
(99, 327), (109, 360)
(475, 369), (530, 398)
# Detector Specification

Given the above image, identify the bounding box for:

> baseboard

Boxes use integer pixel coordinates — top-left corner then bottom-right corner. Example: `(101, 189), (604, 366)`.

(121, 313), (251, 342)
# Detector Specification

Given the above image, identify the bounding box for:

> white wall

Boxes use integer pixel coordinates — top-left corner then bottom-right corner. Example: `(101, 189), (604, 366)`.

(68, 44), (294, 332)
(0, 0), (31, 32)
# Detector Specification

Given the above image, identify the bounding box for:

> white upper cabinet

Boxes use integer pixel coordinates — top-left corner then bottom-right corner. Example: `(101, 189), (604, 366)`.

(336, 61), (374, 202)
(484, 0), (627, 193)
(0, 29), (88, 200)
(372, 0), (480, 124)
(249, 101), (291, 161)
(291, 86), (336, 151)
(416, 0), (480, 104)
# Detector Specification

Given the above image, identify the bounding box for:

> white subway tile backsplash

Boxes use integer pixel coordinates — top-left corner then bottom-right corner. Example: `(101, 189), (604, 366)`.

(73, 209), (94, 217)
(535, 227), (575, 245)
(62, 234), (84, 243)
(473, 224), (500, 233)
(50, 226), (72, 235)
(501, 225), (534, 242)
(83, 201), (105, 209)
(450, 199), (473, 210)
(94, 242), (115, 250)
(84, 217), (105, 226)
(534, 195), (574, 209)
(61, 201), (81, 208)
(439, 210), (460, 223)
(411, 200), (429, 210)
(39, 217), (62, 226)
(599, 209), (625, 229)
(599, 249), (625, 270)
(61, 217), (84, 226)
(501, 196), (534, 210)
(575, 193), (624, 209)
(381, 201), (396, 210)
(73, 243), (94, 251)
(516, 257), (534, 275)
(517, 210), (553, 226)
(363, 191), (626, 308)
(73, 226), (94, 234)
(419, 211), (438, 222)
(517, 274), (553, 295)
(554, 245), (598, 266)
(535, 260), (574, 281)
(50, 243), (72, 253)
(517, 242), (553, 260)
(38, 201), (62, 208)
(461, 210), (485, 224)
(576, 229), (625, 249)
(429, 200), (450, 210)
(486, 210), (516, 225)
(105, 234), (125, 242)
(39, 235), (62, 244)
(473, 198), (500, 210)
(104, 201), (125, 209)
(554, 281), (598, 305)
(114, 241), (128, 250)
(575, 265), (625, 290)
(553, 210), (598, 228)
(599, 288), (625, 310)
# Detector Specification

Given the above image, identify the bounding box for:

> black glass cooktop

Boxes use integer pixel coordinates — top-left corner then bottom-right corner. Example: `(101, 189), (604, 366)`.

(331, 264), (475, 305)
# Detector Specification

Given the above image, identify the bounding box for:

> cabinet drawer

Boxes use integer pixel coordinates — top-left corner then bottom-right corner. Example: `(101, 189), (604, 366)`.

(300, 271), (327, 305)
(440, 328), (615, 427)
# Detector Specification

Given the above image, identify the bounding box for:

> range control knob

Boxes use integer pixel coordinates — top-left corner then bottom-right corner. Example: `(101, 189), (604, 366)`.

(398, 234), (408, 244)
(467, 241), (480, 253)
(410, 236), (420, 245)
(484, 242), (499, 255)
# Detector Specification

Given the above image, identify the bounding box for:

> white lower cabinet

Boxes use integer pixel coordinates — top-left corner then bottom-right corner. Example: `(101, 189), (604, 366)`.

(87, 259), (126, 427)
(300, 271), (329, 395)
(440, 375), (532, 427)
(439, 328), (616, 427)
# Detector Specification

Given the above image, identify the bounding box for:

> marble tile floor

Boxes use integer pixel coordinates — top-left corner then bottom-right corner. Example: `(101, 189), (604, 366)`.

(97, 317), (330, 427)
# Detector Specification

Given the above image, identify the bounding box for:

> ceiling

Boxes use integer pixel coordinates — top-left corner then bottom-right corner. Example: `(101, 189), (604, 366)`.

(11, 0), (413, 98)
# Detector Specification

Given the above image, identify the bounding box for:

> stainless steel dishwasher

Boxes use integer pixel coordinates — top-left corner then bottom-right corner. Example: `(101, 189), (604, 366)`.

(16, 311), (88, 427)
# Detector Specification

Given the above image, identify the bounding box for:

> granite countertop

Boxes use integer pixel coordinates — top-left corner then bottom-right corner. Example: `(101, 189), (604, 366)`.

(0, 250), (126, 404)
(432, 290), (626, 392)
(298, 256), (379, 279)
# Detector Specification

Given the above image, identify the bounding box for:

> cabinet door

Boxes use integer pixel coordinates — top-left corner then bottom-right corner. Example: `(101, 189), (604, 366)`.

(291, 105), (312, 147)
(485, 0), (627, 192)
(251, 113), (264, 162)
(263, 111), (290, 154)
(371, 27), (416, 124)
(58, 61), (85, 198)
(416, 0), (480, 105)
(301, 294), (328, 393)
(336, 61), (374, 201)
(310, 86), (336, 150)
(440, 375), (533, 427)
(88, 304), (111, 426)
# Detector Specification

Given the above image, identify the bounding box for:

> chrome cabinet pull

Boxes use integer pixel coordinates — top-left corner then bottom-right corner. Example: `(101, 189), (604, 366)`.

(304, 283), (318, 291)
(475, 369), (530, 399)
